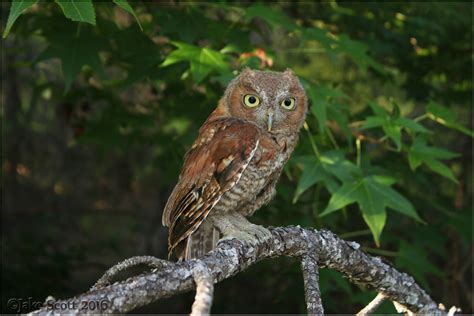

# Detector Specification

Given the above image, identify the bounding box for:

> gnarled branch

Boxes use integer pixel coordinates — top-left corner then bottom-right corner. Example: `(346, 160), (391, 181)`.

(29, 226), (451, 315)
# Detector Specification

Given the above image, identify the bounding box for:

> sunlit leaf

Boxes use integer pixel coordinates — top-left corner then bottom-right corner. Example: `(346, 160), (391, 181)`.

(162, 42), (230, 83)
(321, 152), (362, 182)
(3, 0), (38, 38)
(321, 176), (422, 245)
(320, 180), (360, 217)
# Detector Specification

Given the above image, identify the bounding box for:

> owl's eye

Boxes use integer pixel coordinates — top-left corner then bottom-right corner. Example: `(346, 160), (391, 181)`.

(280, 97), (296, 110)
(243, 94), (260, 108)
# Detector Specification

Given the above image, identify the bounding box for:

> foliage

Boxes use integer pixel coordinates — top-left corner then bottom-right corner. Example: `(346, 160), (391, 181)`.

(2, 1), (472, 314)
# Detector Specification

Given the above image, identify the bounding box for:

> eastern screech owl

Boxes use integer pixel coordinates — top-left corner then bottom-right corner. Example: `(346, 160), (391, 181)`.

(162, 68), (308, 260)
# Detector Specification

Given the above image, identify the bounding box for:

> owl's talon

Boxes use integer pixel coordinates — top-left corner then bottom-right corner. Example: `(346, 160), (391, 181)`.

(218, 230), (259, 246)
(249, 224), (272, 243)
(217, 224), (272, 248)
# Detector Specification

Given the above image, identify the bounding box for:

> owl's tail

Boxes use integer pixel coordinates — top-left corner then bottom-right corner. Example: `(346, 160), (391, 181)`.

(174, 221), (220, 260)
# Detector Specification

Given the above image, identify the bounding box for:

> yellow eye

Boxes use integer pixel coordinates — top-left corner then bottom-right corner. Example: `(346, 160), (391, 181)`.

(280, 97), (296, 110)
(243, 94), (260, 108)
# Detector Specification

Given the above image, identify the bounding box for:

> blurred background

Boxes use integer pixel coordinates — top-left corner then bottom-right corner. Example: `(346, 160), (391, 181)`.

(1, 1), (472, 314)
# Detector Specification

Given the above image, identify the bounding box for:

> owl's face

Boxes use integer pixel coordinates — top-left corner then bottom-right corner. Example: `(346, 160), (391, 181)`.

(224, 68), (308, 134)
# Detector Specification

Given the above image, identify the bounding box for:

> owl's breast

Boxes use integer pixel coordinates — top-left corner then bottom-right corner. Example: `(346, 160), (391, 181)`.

(212, 132), (298, 215)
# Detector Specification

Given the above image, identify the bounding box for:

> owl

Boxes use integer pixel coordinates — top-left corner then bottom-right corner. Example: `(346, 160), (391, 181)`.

(162, 68), (308, 260)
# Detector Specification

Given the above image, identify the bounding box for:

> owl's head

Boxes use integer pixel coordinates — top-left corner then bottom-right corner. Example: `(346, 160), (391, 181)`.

(222, 68), (308, 134)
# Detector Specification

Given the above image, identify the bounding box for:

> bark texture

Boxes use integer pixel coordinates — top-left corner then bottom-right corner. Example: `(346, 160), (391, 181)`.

(29, 226), (448, 315)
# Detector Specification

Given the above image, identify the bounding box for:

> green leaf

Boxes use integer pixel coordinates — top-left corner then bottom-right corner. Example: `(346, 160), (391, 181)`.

(371, 174), (397, 186)
(408, 151), (422, 170)
(427, 101), (474, 137)
(367, 178), (423, 222)
(38, 25), (105, 92)
(3, 0), (38, 38)
(293, 162), (324, 203)
(55, 0), (96, 25)
(382, 122), (402, 150)
(310, 99), (327, 133)
(320, 181), (360, 217)
(113, 0), (143, 31)
(408, 139), (459, 183)
(360, 204), (386, 247)
(303, 81), (350, 133)
(329, 104), (353, 142)
(245, 4), (297, 31)
(292, 157), (337, 203)
(336, 34), (386, 74)
(321, 151), (363, 182)
(302, 27), (335, 53)
(424, 159), (458, 183)
(363, 103), (431, 149)
(396, 241), (444, 290)
(395, 117), (431, 134)
(426, 101), (457, 124)
(361, 116), (385, 129)
(368, 101), (388, 117)
(411, 141), (459, 160)
(220, 44), (241, 54)
(321, 176), (422, 245)
(391, 101), (401, 119)
(353, 178), (387, 246)
(162, 42), (230, 83)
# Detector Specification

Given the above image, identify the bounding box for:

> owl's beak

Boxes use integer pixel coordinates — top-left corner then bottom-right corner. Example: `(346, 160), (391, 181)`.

(267, 112), (274, 131)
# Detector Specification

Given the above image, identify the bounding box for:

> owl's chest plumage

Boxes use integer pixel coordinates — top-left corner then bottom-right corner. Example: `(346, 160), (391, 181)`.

(212, 132), (298, 216)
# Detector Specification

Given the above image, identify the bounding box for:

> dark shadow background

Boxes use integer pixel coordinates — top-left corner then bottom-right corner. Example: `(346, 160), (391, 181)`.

(1, 1), (472, 314)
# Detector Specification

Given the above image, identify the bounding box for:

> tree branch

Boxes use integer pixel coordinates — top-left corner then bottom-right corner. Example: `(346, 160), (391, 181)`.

(29, 226), (451, 315)
(357, 293), (385, 316)
(300, 235), (323, 315)
(190, 262), (214, 316)
(91, 256), (172, 291)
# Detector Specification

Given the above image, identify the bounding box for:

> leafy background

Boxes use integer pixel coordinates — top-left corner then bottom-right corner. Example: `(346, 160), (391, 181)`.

(1, 1), (472, 314)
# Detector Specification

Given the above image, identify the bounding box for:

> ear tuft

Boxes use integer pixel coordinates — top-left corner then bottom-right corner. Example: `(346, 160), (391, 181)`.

(240, 67), (255, 77)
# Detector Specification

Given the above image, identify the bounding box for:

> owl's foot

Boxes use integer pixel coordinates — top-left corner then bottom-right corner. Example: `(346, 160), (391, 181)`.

(211, 213), (272, 246)
(234, 221), (272, 243)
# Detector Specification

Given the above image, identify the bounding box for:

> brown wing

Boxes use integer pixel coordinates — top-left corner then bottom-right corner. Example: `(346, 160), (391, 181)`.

(162, 118), (261, 258)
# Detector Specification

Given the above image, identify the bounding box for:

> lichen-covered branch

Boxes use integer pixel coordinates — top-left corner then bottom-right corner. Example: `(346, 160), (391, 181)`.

(29, 226), (448, 315)
(300, 233), (323, 315)
(190, 262), (214, 316)
(91, 256), (172, 291)
(301, 253), (323, 315)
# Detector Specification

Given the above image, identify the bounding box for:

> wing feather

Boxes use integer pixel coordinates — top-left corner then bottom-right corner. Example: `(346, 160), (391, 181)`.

(162, 118), (260, 257)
